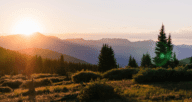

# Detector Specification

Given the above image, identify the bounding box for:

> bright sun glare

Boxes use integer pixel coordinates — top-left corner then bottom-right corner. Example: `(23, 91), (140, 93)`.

(12, 18), (41, 35)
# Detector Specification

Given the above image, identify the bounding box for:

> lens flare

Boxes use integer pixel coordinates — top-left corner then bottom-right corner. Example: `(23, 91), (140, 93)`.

(155, 42), (172, 67)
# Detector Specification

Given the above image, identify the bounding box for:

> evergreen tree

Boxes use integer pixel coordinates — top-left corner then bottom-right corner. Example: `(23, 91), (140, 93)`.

(165, 33), (174, 68)
(153, 24), (170, 68)
(98, 44), (117, 73)
(173, 52), (179, 67)
(128, 55), (132, 67)
(141, 54), (146, 67)
(108, 46), (117, 69)
(57, 55), (66, 75)
(144, 52), (152, 68)
(132, 57), (138, 68)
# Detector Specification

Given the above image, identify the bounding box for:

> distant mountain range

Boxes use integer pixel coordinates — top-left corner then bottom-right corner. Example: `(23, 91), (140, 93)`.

(17, 48), (89, 64)
(1, 32), (192, 67)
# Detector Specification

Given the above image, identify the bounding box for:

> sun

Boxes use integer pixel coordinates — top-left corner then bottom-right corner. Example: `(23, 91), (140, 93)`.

(12, 18), (41, 35)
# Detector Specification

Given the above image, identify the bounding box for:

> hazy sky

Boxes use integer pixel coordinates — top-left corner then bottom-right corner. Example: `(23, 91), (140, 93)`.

(0, 0), (192, 45)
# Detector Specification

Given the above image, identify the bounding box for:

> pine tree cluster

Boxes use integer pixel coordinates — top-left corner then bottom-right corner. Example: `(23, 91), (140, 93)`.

(98, 44), (117, 73)
(128, 55), (138, 68)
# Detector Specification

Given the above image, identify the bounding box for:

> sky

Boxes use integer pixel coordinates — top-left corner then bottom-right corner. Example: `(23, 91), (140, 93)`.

(0, 0), (192, 45)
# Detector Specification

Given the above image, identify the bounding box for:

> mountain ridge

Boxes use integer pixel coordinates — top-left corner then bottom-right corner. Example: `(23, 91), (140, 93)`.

(1, 33), (192, 67)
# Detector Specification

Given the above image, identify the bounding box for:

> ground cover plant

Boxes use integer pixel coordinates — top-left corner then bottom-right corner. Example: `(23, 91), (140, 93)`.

(132, 65), (192, 84)
(102, 67), (139, 80)
(1, 68), (192, 102)
(71, 70), (102, 83)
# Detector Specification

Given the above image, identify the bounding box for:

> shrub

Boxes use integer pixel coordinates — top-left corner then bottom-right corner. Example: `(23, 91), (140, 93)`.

(11, 74), (27, 80)
(77, 80), (122, 102)
(183, 64), (192, 70)
(20, 78), (53, 89)
(133, 66), (192, 83)
(71, 71), (102, 83)
(102, 68), (139, 80)
(31, 73), (59, 79)
(54, 87), (62, 93)
(43, 87), (50, 94)
(1, 80), (23, 89)
(0, 86), (13, 93)
(48, 77), (62, 83)
(62, 87), (69, 92)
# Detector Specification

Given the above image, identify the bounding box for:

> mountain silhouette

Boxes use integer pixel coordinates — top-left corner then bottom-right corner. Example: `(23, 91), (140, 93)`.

(1, 33), (192, 67)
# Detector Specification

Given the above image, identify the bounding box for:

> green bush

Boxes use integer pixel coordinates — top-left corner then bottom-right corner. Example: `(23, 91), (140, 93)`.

(0, 86), (13, 93)
(31, 73), (59, 79)
(53, 87), (62, 93)
(48, 77), (62, 83)
(2, 80), (23, 89)
(43, 87), (50, 94)
(133, 66), (192, 83)
(20, 78), (53, 89)
(102, 68), (139, 80)
(71, 71), (102, 83)
(77, 80), (122, 102)
(62, 87), (69, 92)
(183, 64), (192, 70)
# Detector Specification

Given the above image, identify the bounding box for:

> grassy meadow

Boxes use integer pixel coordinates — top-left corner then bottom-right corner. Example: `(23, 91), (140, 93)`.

(0, 65), (192, 102)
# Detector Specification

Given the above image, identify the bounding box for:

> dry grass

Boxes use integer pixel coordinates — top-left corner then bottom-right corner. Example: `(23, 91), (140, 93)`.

(1, 73), (192, 102)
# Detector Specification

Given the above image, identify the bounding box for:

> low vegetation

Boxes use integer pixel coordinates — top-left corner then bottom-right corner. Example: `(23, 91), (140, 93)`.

(0, 67), (192, 102)
(132, 65), (192, 84)
(102, 67), (139, 81)
(71, 70), (102, 83)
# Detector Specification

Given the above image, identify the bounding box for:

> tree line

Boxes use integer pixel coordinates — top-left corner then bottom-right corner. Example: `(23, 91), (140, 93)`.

(0, 24), (187, 76)
(98, 24), (181, 73)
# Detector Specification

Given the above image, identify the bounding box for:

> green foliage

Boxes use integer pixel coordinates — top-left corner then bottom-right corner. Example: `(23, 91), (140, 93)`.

(153, 24), (173, 68)
(0, 86), (13, 93)
(98, 44), (117, 73)
(43, 86), (50, 94)
(133, 66), (192, 83)
(128, 55), (138, 68)
(190, 56), (192, 64)
(102, 68), (139, 80)
(48, 77), (62, 83)
(71, 70), (102, 83)
(0, 46), (99, 77)
(184, 64), (192, 70)
(54, 87), (62, 93)
(20, 78), (53, 89)
(1, 80), (23, 89)
(31, 73), (58, 79)
(62, 87), (69, 92)
(141, 52), (152, 68)
(77, 79), (121, 102)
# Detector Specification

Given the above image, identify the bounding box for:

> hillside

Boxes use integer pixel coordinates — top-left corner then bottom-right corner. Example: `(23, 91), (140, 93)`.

(17, 48), (89, 64)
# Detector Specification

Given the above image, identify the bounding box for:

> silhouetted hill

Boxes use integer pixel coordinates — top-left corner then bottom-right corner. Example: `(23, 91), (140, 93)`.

(18, 48), (89, 64)
(0, 33), (99, 65)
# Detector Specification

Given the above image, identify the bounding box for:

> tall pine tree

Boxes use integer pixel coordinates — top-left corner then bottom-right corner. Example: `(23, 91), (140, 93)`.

(128, 55), (133, 67)
(132, 57), (138, 68)
(153, 24), (170, 68)
(165, 33), (174, 68)
(128, 55), (138, 68)
(141, 54), (146, 67)
(98, 44), (117, 73)
(57, 55), (66, 75)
